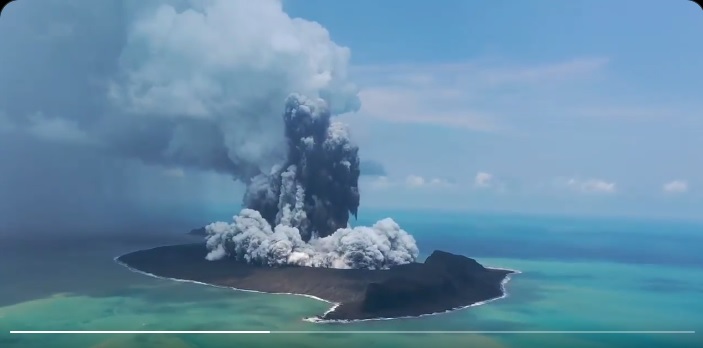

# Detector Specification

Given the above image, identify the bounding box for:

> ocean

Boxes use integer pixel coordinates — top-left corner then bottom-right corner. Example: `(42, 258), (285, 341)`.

(1, 209), (701, 348)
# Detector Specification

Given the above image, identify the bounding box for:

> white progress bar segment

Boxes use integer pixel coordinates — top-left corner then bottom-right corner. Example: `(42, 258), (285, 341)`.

(9, 330), (696, 334)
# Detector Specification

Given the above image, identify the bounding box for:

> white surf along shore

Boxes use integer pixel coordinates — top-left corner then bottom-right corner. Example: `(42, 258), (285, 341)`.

(113, 244), (521, 324)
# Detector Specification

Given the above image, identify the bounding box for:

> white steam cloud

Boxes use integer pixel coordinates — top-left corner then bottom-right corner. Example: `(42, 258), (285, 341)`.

(105, 0), (361, 179)
(205, 209), (418, 269)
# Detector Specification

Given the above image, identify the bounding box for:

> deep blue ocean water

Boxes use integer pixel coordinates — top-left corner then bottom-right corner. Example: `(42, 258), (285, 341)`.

(1, 209), (701, 347)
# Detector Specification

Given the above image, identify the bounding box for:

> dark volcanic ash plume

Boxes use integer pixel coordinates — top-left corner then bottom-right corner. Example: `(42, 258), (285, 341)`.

(205, 94), (419, 269)
(244, 94), (360, 241)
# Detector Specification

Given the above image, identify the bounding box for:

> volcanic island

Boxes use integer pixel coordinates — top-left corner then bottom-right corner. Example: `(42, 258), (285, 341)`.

(118, 95), (516, 321)
(116, 243), (515, 321)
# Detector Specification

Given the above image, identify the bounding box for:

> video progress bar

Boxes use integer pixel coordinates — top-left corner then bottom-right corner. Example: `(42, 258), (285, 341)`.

(9, 330), (696, 335)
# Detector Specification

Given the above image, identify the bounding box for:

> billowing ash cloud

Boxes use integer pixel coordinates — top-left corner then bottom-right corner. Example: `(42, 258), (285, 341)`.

(105, 0), (362, 182)
(245, 94), (360, 241)
(1, 0), (361, 183)
(205, 209), (418, 269)
(0, 0), (361, 231)
(0, 0), (418, 268)
(204, 95), (419, 269)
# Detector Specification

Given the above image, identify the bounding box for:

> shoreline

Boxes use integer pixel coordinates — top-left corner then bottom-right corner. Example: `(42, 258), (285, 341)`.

(305, 266), (521, 324)
(114, 244), (520, 324)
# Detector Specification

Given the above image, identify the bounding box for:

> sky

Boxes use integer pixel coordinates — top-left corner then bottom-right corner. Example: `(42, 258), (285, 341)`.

(0, 0), (701, 233)
(284, 0), (703, 219)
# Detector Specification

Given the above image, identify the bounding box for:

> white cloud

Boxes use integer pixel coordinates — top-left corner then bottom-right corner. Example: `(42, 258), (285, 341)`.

(364, 175), (452, 190)
(111, 0), (359, 119)
(428, 178), (447, 186)
(563, 177), (617, 194)
(474, 171), (494, 188)
(405, 175), (426, 188)
(404, 175), (452, 189)
(357, 87), (500, 132)
(95, 0), (360, 177)
(351, 57), (610, 132)
(663, 180), (688, 194)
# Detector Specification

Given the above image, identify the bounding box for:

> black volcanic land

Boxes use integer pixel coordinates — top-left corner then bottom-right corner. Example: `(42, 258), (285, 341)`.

(117, 243), (514, 321)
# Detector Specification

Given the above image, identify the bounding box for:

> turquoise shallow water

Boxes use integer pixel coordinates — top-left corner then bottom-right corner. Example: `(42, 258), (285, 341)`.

(1, 210), (701, 347)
